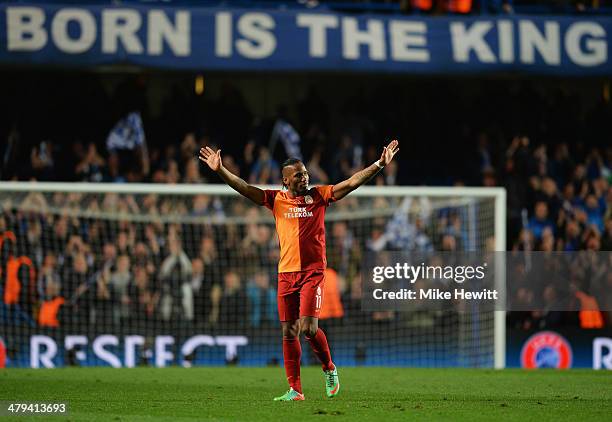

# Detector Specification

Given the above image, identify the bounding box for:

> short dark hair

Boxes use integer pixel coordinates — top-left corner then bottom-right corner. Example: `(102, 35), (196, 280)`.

(281, 158), (303, 188)
(281, 158), (302, 170)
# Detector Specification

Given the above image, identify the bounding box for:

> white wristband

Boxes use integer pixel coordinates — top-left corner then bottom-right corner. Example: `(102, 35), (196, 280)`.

(375, 160), (384, 169)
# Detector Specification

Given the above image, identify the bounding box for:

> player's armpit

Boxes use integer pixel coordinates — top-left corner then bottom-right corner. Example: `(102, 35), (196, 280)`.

(262, 190), (279, 210)
(315, 185), (337, 205)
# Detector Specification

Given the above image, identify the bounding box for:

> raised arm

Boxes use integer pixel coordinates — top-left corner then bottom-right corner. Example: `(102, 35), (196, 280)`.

(199, 146), (265, 206)
(333, 140), (399, 201)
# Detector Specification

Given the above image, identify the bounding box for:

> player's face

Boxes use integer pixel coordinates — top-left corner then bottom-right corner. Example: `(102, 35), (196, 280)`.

(283, 163), (309, 194)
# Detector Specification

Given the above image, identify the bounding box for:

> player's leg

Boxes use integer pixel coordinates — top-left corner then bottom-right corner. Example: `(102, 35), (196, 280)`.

(281, 319), (303, 394)
(301, 317), (333, 371)
(299, 271), (340, 398)
(274, 285), (305, 401)
(301, 316), (339, 397)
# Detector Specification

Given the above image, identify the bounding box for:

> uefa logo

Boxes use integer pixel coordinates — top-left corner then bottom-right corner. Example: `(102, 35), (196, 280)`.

(520, 331), (573, 369)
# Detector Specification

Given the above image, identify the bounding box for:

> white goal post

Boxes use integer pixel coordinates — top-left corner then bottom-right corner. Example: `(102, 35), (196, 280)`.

(0, 182), (506, 369)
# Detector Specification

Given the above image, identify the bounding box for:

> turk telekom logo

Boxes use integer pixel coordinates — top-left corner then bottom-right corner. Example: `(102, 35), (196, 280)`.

(521, 331), (573, 369)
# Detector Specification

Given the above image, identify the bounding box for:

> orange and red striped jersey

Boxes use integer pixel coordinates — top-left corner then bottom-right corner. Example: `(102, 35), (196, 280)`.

(262, 185), (336, 273)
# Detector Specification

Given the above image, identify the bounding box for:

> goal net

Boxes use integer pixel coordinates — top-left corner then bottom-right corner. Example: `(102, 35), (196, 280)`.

(0, 182), (505, 369)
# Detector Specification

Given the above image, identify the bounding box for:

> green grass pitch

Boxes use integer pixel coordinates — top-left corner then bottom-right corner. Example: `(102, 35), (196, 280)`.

(1, 367), (611, 421)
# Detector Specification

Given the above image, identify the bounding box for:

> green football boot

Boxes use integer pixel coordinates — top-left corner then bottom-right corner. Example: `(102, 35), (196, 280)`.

(273, 388), (305, 401)
(324, 366), (340, 398)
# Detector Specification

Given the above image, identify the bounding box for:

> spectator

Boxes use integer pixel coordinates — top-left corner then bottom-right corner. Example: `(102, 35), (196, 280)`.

(441, 234), (457, 251)
(183, 159), (203, 184)
(116, 231), (134, 256)
(382, 161), (399, 186)
(306, 146), (329, 185)
(166, 160), (181, 184)
(538, 177), (561, 222)
(199, 236), (218, 266)
(101, 242), (117, 272)
(159, 236), (193, 321)
(128, 265), (160, 327)
(190, 258), (207, 324)
(109, 255), (132, 324)
(49, 216), (70, 263)
(37, 253), (61, 301)
(327, 222), (360, 281)
(219, 271), (248, 327)
(562, 219), (582, 251)
(249, 147), (279, 185)
(528, 201), (555, 240)
(180, 133), (198, 169)
(38, 279), (65, 328)
(383, 197), (433, 251)
(25, 218), (43, 266)
(582, 194), (605, 232)
(75, 142), (106, 182)
(30, 141), (55, 181)
(246, 271), (276, 327)
(61, 253), (89, 302)
(550, 143), (574, 188)
(66, 235), (92, 265)
(91, 267), (117, 326)
(104, 153), (125, 183)
(520, 307), (571, 333)
(241, 139), (257, 176)
(573, 287), (604, 329)
(144, 224), (162, 262)
(132, 242), (151, 268)
(332, 134), (362, 182)
(319, 268), (345, 321)
(60, 253), (91, 325)
(106, 111), (150, 182)
(191, 195), (224, 220)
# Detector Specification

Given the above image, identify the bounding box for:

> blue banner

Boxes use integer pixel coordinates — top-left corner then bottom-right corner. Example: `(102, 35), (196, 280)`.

(1, 4), (611, 74)
(4, 328), (470, 368)
(507, 328), (612, 369)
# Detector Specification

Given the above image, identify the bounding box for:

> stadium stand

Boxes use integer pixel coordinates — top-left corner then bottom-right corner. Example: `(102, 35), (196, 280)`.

(0, 0), (610, 371)
(1, 76), (610, 336)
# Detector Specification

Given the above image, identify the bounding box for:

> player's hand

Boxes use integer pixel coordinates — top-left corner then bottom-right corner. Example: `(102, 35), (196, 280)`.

(379, 139), (399, 167)
(199, 146), (222, 172)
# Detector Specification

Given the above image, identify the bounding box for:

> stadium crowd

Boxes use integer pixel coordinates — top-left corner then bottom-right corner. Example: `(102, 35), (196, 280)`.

(1, 76), (611, 332)
(1, 188), (469, 331)
(1, 142), (610, 332)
